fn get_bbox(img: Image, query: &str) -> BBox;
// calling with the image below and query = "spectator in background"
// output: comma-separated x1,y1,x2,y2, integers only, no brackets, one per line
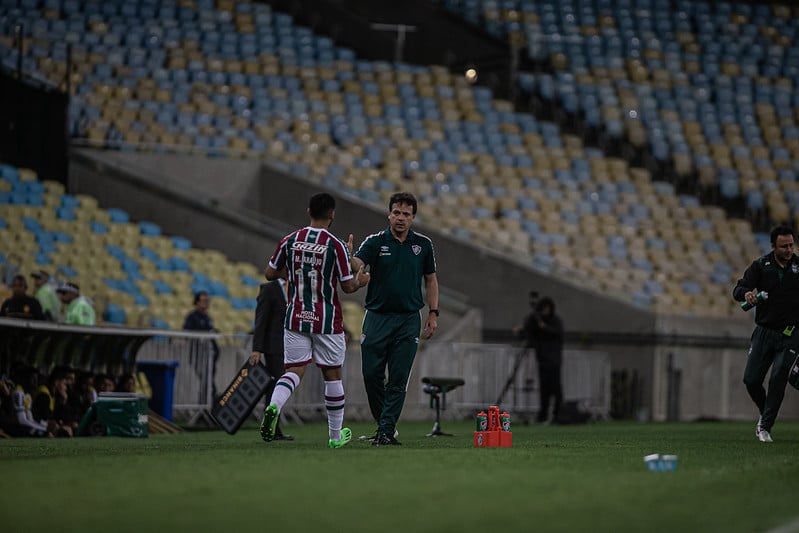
51,365,83,422
0,377,15,438
183,291,215,331
519,296,565,424
32,367,76,437
76,371,97,414
30,270,60,321
0,274,44,320
116,373,137,394
52,368,81,434
183,290,220,397
8,363,49,437
93,373,115,394
248,279,293,441
57,282,96,325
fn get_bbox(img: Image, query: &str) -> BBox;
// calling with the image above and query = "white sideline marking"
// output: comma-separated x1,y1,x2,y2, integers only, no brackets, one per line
766,517,799,533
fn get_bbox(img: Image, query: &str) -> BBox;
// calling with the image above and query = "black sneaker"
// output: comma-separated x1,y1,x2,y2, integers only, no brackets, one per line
372,433,402,446
359,428,399,442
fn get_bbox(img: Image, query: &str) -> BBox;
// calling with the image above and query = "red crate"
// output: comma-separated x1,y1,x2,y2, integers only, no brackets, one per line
473,430,512,448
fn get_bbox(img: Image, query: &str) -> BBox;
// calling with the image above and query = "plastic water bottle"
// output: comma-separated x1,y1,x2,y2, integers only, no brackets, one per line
500,411,511,432
475,411,488,431
741,291,768,311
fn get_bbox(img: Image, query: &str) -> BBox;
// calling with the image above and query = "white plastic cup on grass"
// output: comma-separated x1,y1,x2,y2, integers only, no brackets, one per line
660,455,678,472
644,453,660,471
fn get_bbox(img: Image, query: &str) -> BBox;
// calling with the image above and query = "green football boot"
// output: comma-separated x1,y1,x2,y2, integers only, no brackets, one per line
328,427,352,449
260,404,278,442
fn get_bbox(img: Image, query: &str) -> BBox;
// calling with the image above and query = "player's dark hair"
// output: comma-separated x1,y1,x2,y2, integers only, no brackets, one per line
194,290,208,304
308,193,336,220
770,225,796,245
389,192,417,215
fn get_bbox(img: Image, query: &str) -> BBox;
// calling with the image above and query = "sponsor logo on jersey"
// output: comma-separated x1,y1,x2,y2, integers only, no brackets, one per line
379,245,391,257
296,310,320,322
291,242,327,254
411,245,422,255
792,263,798,274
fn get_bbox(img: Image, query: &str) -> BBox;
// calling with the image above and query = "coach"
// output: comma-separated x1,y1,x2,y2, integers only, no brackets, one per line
350,192,439,446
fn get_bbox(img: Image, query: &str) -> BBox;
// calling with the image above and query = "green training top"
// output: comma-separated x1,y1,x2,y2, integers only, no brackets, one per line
35,283,60,321
354,228,436,313
64,296,96,326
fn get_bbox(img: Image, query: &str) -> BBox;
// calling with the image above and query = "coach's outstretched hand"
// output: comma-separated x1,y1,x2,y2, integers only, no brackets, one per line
355,265,370,288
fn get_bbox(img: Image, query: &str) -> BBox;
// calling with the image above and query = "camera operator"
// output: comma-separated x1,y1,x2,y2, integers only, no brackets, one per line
518,294,564,423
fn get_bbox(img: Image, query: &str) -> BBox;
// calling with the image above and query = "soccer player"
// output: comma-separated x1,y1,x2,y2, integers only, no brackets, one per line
259,193,370,448
350,192,439,446
733,225,799,442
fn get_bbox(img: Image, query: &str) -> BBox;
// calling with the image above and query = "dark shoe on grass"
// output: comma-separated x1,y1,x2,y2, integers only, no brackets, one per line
372,433,401,446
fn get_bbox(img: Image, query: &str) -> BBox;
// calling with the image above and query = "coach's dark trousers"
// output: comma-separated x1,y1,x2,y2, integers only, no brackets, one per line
743,325,797,432
360,310,421,437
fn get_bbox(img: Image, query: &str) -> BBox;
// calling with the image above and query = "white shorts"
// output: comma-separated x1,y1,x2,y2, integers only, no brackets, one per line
283,329,346,368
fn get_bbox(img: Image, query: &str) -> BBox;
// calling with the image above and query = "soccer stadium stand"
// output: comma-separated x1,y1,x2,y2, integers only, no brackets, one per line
0,162,261,333
0,0,779,318
436,0,799,233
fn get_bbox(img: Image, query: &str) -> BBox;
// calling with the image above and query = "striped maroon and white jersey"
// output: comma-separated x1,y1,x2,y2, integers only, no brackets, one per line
268,226,354,334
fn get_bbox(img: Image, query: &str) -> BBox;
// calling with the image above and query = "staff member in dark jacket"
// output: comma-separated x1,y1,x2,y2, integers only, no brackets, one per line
733,224,799,443
521,297,564,424
183,291,220,397
248,280,293,440
0,275,44,320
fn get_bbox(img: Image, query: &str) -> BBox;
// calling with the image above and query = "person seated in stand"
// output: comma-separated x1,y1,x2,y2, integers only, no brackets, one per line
116,373,137,394
31,367,75,437
51,368,80,435
76,370,97,416
93,373,115,394
0,274,44,320
30,270,60,321
8,364,50,437
56,282,96,325
0,376,18,438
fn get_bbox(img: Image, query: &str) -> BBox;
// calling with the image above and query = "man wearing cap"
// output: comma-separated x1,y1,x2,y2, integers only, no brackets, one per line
0,274,44,320
31,270,60,322
57,283,96,326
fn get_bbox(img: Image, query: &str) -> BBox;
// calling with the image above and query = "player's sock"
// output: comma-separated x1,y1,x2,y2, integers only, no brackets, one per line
271,372,300,412
324,379,345,441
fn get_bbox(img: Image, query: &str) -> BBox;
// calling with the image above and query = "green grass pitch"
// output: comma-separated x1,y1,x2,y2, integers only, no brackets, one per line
2,420,798,532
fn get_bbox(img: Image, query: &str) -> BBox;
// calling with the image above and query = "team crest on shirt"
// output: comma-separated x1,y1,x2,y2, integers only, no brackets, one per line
792,263,799,274
411,245,422,255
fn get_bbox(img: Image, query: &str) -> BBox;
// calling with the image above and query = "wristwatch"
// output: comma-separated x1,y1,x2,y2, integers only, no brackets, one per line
428,308,440,316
